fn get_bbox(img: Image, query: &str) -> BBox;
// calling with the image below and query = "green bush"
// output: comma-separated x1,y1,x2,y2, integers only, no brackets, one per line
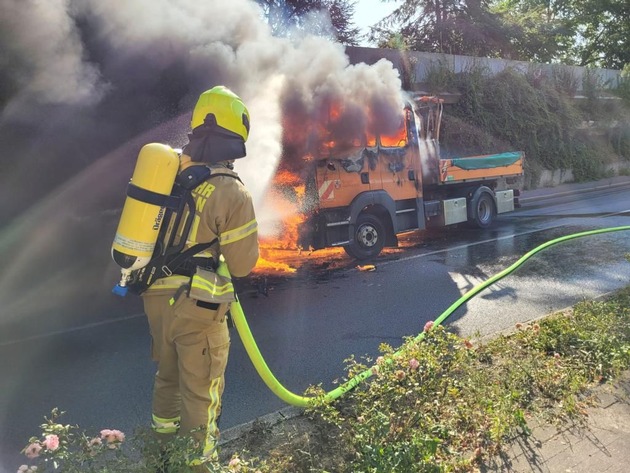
18,409,264,473
424,62,630,178
305,288,630,472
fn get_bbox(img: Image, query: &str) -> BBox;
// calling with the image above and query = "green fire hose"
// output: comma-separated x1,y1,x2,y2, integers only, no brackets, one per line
231,225,630,408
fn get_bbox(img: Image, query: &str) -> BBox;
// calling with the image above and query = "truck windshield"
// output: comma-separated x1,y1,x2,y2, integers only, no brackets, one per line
320,133,376,154
380,116,407,148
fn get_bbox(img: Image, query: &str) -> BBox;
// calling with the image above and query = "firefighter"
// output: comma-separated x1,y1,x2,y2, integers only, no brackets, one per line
141,86,259,469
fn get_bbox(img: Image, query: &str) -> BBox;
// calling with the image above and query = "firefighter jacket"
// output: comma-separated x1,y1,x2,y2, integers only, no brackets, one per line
143,161,259,299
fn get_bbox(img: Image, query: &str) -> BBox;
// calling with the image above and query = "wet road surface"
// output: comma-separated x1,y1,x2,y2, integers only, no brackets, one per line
1,183,629,472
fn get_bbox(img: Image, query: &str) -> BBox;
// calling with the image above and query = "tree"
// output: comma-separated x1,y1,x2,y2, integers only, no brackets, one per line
370,0,518,58
493,0,629,68
255,0,360,45
492,0,576,63
571,0,630,69
327,0,361,45
372,0,628,68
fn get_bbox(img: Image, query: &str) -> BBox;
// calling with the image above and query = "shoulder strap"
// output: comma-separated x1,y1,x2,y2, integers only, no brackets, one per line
160,238,218,277
126,170,242,294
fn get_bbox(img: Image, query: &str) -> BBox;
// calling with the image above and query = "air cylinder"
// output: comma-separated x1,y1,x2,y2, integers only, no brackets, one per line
111,143,180,278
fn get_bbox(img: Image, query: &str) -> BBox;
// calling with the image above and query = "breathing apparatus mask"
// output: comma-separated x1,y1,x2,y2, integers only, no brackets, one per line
183,114,247,166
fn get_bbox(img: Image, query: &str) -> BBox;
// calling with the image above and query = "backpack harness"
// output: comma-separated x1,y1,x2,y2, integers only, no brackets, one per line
125,165,241,295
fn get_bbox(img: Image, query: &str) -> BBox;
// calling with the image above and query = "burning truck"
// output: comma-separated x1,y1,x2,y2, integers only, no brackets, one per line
266,95,524,260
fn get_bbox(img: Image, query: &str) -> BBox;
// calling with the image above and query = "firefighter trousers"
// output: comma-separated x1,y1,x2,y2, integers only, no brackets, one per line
143,293,230,464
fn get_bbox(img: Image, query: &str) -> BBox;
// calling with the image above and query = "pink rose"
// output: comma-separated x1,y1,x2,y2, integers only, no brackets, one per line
88,437,102,455
17,466,38,473
228,457,241,471
18,465,33,472
408,358,420,371
423,320,434,332
100,429,125,444
24,443,42,459
43,434,59,451
112,430,125,442
395,370,406,381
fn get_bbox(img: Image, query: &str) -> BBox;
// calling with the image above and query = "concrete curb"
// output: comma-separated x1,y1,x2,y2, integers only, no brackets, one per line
219,405,304,447
519,178,630,204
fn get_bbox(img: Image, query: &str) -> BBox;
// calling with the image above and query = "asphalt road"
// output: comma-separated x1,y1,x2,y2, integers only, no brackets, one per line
1,181,629,472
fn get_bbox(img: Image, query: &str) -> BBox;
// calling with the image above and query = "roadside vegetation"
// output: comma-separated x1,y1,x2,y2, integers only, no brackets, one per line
218,285,630,473
19,285,630,472
419,62,630,187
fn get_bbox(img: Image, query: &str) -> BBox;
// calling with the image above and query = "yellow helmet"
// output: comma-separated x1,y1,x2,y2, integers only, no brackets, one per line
191,86,250,142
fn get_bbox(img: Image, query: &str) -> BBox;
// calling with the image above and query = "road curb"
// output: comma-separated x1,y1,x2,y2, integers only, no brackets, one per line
519,179,630,204
219,405,304,447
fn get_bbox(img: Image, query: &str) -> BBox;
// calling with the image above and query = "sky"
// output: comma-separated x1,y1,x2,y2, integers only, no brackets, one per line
353,0,403,46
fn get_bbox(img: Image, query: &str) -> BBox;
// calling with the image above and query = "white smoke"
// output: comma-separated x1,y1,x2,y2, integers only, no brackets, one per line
0,0,403,233
234,74,285,206
0,0,106,117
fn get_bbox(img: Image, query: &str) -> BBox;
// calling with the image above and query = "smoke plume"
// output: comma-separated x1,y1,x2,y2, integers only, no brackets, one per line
1,0,402,215
0,0,403,330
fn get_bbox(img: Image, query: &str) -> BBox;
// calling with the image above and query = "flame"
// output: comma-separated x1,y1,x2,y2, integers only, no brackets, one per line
380,116,406,147
257,165,307,275
357,264,376,272
255,98,408,275
329,104,342,120
273,168,301,186
254,254,297,273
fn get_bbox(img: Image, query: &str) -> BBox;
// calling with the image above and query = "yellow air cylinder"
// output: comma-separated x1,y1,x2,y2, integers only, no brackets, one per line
111,143,180,277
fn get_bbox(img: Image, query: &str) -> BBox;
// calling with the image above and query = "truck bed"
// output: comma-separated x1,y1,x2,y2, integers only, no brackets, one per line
438,151,524,184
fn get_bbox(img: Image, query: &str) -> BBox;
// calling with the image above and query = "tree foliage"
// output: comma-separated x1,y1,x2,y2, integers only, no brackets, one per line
571,0,630,69
369,0,629,68
255,0,360,45
492,0,576,63
370,0,519,57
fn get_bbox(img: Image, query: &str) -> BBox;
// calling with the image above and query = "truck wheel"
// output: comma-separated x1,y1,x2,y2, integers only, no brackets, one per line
470,192,495,228
344,214,386,260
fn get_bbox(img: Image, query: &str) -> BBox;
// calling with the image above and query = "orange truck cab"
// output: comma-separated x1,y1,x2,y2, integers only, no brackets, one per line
297,97,524,259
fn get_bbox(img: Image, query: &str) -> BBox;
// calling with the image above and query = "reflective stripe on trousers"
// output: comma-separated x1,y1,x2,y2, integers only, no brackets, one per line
152,414,180,435
143,293,230,467
189,376,223,467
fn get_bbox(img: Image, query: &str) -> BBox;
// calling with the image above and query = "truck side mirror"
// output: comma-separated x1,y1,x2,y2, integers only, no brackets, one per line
408,170,415,181
327,162,336,171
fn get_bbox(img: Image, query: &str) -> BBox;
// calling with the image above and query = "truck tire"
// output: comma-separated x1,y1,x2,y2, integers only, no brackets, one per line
470,191,495,228
344,213,385,260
